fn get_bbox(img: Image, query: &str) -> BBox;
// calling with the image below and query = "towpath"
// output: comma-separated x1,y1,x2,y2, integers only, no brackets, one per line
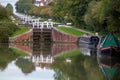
58,25,95,36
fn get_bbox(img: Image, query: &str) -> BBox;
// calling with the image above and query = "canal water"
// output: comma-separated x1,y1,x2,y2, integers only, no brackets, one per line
0,43,120,80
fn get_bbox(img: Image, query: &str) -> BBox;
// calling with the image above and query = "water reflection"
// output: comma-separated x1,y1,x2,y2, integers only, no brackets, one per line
79,43,97,56
1,43,120,80
10,43,78,67
0,43,54,80
80,43,120,80
52,43,78,57
15,57,35,75
0,44,21,71
97,54,120,80
0,43,79,80
52,54,104,80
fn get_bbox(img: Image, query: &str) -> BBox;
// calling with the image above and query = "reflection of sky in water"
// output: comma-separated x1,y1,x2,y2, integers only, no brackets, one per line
0,61,54,80
0,0,18,12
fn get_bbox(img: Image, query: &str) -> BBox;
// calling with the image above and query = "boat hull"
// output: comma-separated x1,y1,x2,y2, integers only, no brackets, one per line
98,46,120,57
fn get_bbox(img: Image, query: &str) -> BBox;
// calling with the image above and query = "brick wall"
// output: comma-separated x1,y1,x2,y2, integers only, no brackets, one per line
9,29,33,42
10,28,78,43
52,28,78,42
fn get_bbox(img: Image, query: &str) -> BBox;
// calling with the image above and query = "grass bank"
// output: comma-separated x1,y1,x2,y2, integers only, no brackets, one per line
11,48,28,57
56,26,85,37
12,27,30,37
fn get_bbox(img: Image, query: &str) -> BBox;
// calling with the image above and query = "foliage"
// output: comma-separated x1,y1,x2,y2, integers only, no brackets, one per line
29,6,52,18
84,1,100,31
6,3,13,15
0,5,9,20
54,0,119,35
84,0,120,34
0,5,18,42
15,0,52,18
51,0,67,22
0,22,18,42
15,0,120,35
15,0,34,14
51,0,91,27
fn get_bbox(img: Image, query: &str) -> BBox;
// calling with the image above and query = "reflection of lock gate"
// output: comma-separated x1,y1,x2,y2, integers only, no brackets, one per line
32,54,53,65
9,43,78,65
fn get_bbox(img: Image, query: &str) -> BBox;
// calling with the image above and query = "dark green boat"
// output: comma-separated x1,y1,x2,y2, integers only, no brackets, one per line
97,33,120,57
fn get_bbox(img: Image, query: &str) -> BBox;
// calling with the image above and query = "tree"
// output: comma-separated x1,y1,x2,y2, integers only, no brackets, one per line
0,22,18,42
51,0,91,27
0,5,9,20
84,0,120,34
6,3,13,15
84,1,103,31
15,0,34,14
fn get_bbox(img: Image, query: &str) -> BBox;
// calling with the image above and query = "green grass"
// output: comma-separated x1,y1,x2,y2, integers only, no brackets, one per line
56,26,85,36
56,49,81,59
12,27,30,37
11,48,28,57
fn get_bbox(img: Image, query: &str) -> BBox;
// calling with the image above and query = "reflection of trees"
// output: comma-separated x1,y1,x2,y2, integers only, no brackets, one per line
52,54,105,80
113,69,120,80
0,44,20,71
83,56,105,80
15,58,35,75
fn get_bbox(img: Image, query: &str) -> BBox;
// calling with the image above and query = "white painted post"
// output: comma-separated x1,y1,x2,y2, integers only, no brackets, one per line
51,22,53,28
41,23,43,29
47,22,49,28
51,57,53,63
33,23,35,28
40,54,43,63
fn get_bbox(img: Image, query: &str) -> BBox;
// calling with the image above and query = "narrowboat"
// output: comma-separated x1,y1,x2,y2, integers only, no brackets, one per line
79,35,99,47
97,33,120,57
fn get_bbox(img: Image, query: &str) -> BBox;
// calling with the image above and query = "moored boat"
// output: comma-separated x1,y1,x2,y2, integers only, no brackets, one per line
97,33,120,57
79,35,99,47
